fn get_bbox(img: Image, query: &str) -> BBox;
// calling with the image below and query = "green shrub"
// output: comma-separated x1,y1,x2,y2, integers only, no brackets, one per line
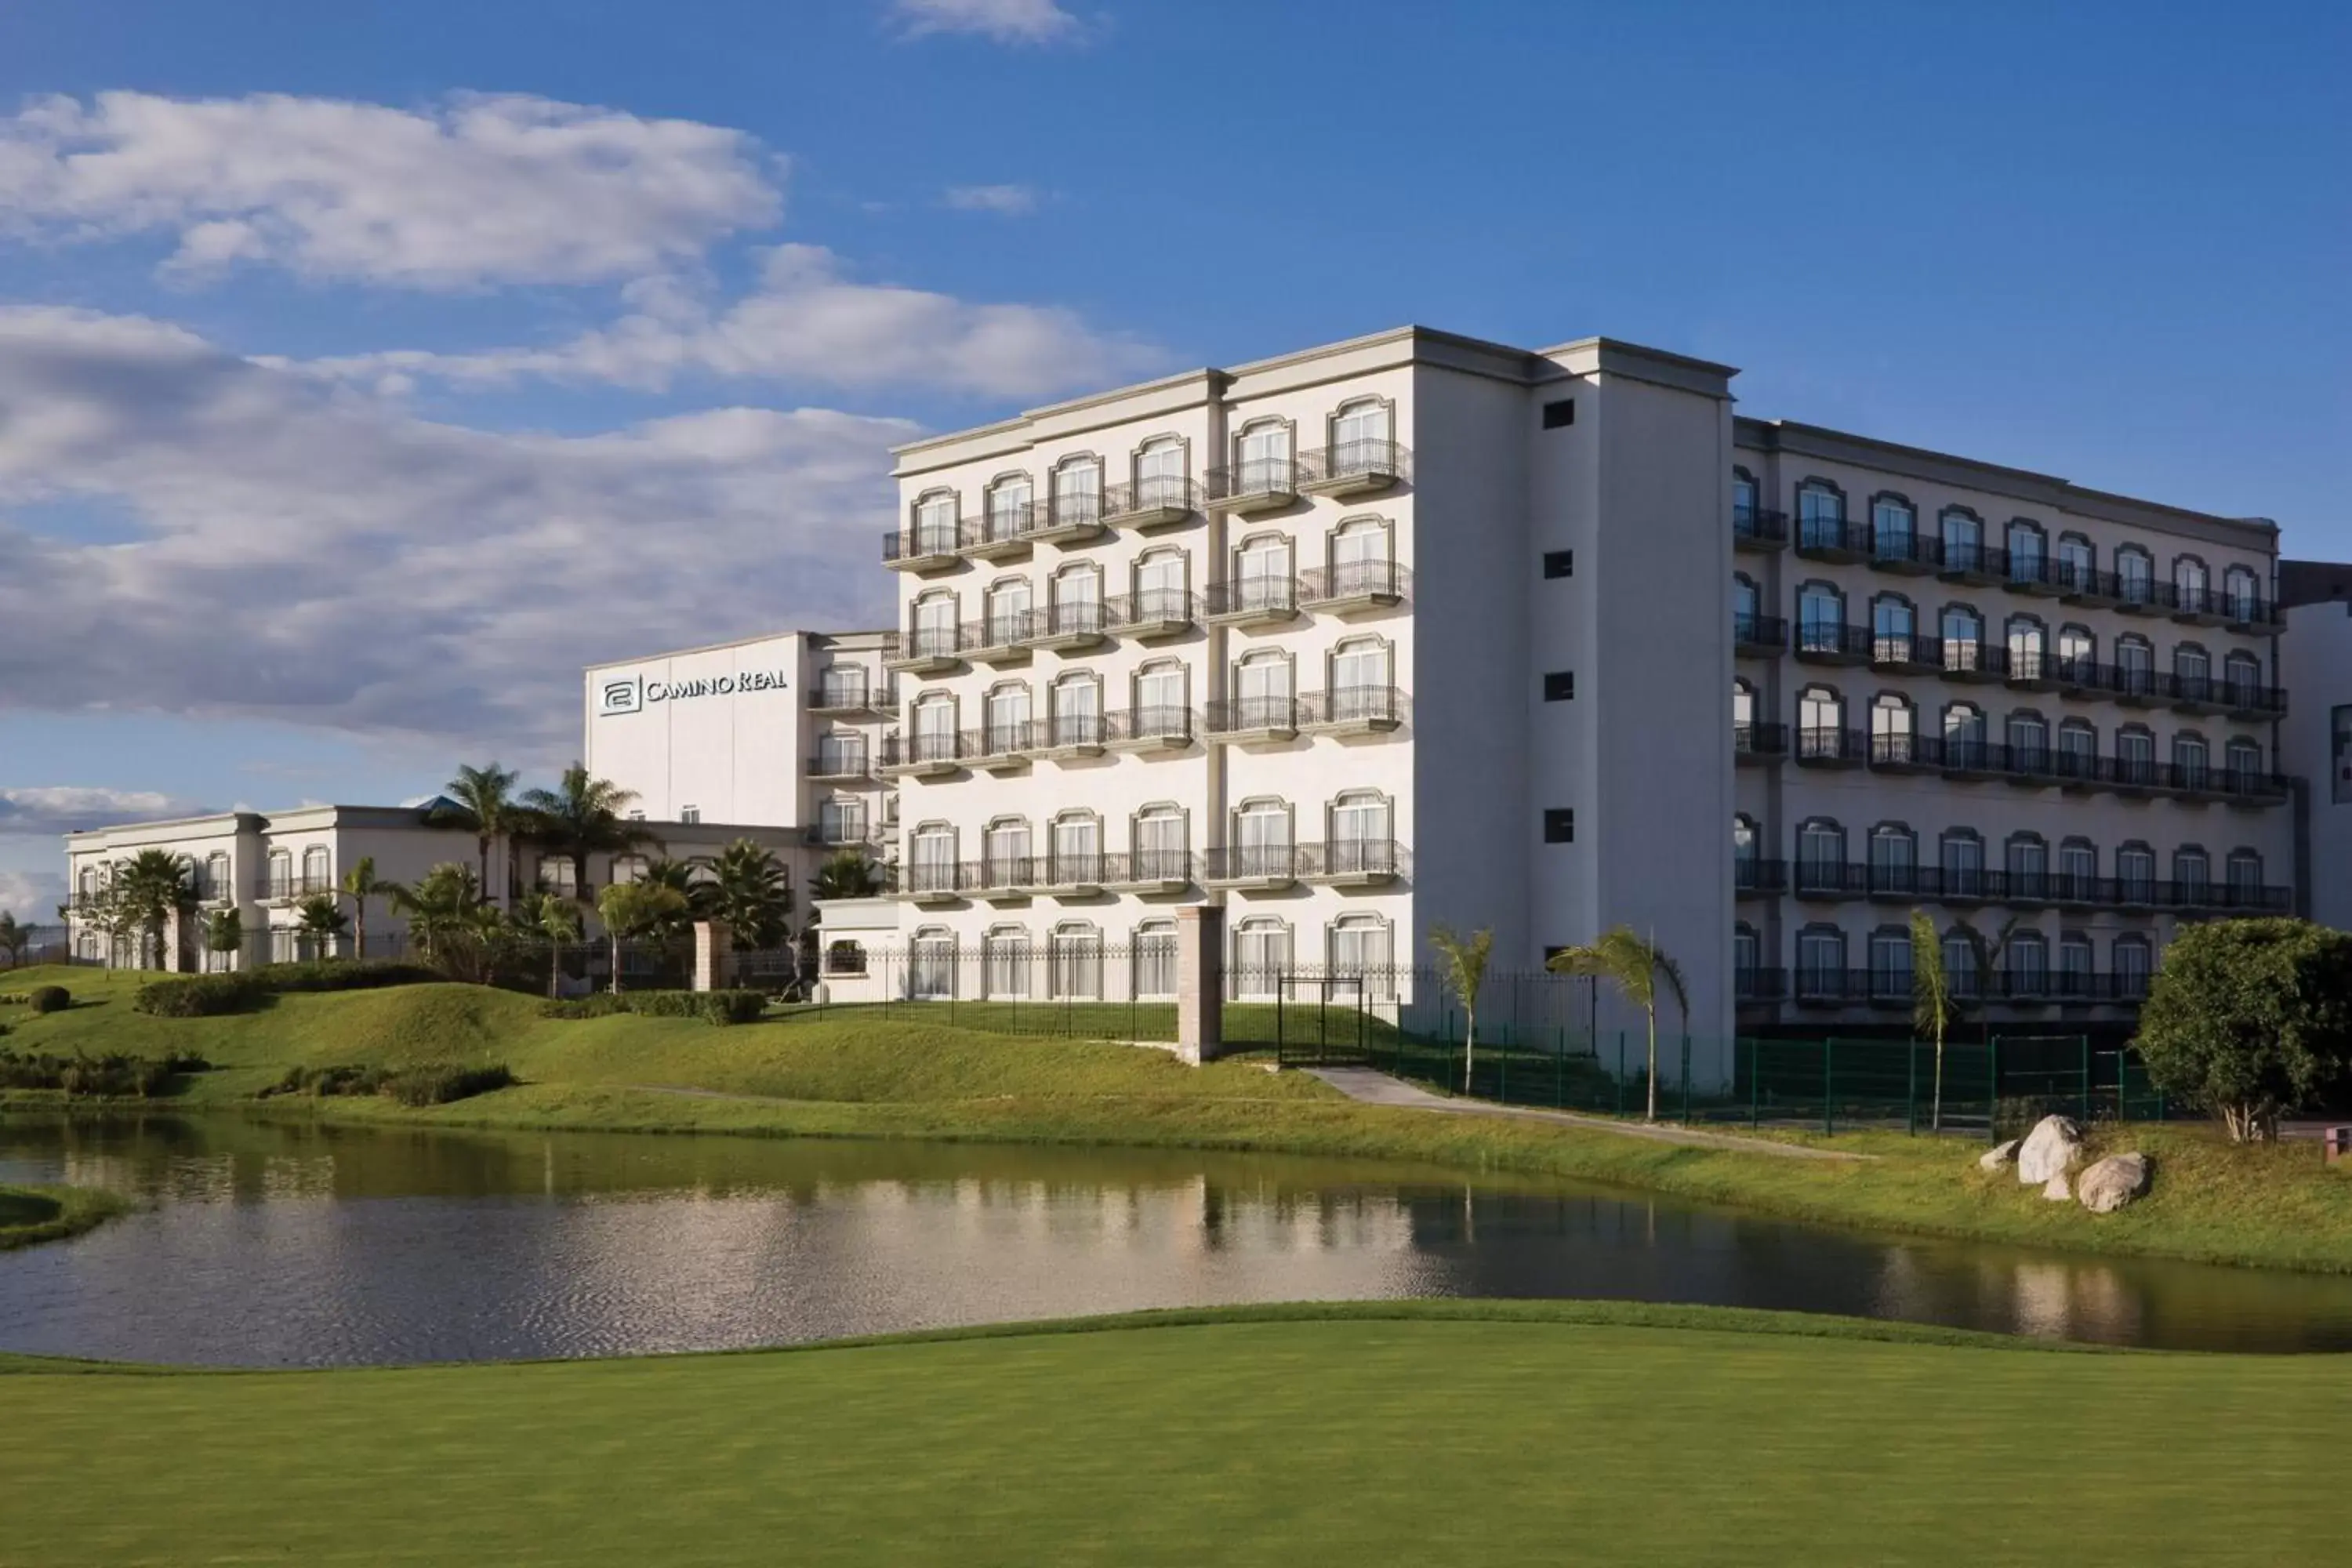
26,985,70,1014
537,993,629,1020
133,974,266,1017
1,1049,206,1098
260,1060,513,1106
538,989,765,1025
246,960,439,994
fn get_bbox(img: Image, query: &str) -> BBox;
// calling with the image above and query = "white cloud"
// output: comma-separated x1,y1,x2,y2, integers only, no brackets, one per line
889,0,1080,43
944,183,1041,215
0,786,209,836
299,244,1163,399
0,868,67,924
0,90,780,288
0,307,908,754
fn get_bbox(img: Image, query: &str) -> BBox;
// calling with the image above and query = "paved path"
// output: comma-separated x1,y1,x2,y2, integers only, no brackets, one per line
1305,1067,1872,1160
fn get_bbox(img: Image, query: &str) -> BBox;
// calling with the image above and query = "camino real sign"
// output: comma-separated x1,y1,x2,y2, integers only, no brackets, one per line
598,670,790,717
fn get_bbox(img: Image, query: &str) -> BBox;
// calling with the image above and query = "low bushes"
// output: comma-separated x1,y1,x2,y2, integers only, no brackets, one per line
27,985,70,1014
0,1048,209,1098
539,989,767,1026
134,960,441,1018
259,1061,516,1107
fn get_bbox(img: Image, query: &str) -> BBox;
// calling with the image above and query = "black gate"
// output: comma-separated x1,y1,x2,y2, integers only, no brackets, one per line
1272,974,1371,1067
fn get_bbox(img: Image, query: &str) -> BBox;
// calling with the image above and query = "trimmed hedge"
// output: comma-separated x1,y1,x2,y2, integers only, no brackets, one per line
133,960,441,1018
2,1048,208,1098
258,1061,515,1107
539,989,767,1026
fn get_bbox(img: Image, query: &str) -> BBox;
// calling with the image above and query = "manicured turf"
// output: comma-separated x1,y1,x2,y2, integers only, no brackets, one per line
0,1300,2339,1566
0,1181,127,1250
5,965,2350,1272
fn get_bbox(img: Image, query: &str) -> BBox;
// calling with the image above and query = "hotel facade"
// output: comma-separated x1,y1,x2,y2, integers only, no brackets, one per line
871,325,2308,1044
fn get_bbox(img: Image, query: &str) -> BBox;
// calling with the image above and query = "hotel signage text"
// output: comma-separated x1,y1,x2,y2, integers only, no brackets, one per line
599,670,789,717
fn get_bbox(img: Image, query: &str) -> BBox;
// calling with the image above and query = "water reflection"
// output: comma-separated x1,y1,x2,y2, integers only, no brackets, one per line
3,1114,2350,1366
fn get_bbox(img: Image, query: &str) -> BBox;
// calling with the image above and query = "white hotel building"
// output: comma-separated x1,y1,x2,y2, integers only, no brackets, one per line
873,325,2306,1043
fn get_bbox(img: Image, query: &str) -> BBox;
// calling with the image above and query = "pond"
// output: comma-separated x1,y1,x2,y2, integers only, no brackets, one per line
5,1114,2352,1365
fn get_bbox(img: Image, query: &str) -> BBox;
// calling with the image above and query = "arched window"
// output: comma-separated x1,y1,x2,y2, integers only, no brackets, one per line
2117,841,2157,903
1330,789,1392,872
908,823,959,896
2172,731,2210,789
985,577,1033,645
2007,710,2049,764
1132,659,1188,736
1328,516,1394,594
2006,519,2047,584
816,730,867,775
1796,924,1847,998
1231,530,1295,615
2223,565,2261,623
2114,935,2154,998
982,817,1031,888
1733,815,1759,884
817,797,866,845
1940,829,1985,898
610,853,649,886
1941,928,1980,1001
1231,917,1291,1000
1797,481,1846,550
1732,469,1760,528
1050,562,1104,637
911,587,960,659
1940,508,1984,573
1944,702,1987,761
911,691,958,761
2056,532,2095,593
1329,914,1394,990
911,488,960,554
1134,437,1188,510
1133,919,1178,1000
985,681,1031,753
984,473,1033,545
1330,398,1392,468
2057,718,2097,775
1798,582,1846,652
267,848,293,897
1940,604,1985,673
2005,615,2045,679
2115,545,2155,605
2172,846,2212,902
1871,692,1914,764
2224,650,2263,704
2058,931,2096,994
2005,833,2049,898
1799,685,1845,758
2116,634,2155,697
2174,642,2212,700
1232,797,1294,879
983,924,1032,1000
1870,493,1916,562
1869,823,1917,893
1133,803,1190,880
2116,724,2155,784
2225,736,2264,789
301,845,330,892
2226,849,2265,904
1871,593,1916,662
1232,648,1294,728
909,924,956,999
1796,818,1846,888
2006,930,2049,996
1051,670,1102,745
1733,924,1761,994
1051,455,1103,528
1868,924,1913,999
2172,554,2209,613
202,851,230,902
1234,419,1294,492
1733,678,1756,742
1051,809,1102,885
2056,623,2095,677
1330,636,1392,701
1130,547,1190,626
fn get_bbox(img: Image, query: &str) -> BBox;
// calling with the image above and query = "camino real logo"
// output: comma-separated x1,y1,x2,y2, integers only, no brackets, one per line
598,676,644,717
600,670,789,717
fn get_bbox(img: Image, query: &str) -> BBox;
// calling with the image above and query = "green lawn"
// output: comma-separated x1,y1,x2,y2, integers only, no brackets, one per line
1,1300,2340,1566
6,965,2351,1272
0,1181,126,1249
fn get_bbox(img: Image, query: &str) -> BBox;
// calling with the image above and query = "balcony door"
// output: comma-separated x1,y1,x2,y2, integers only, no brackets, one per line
987,579,1030,646
1234,800,1291,878
1237,424,1290,491
1235,652,1292,728
1052,674,1099,746
1052,566,1101,636
1137,439,1185,509
1136,550,1186,618
1052,460,1101,527
1330,791,1390,874
985,685,1029,754
1235,536,1291,612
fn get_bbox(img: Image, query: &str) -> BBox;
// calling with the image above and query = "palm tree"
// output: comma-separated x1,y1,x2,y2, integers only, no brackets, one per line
711,839,793,950
443,763,521,906
516,891,583,999
1427,926,1494,1094
0,911,29,970
596,880,688,995
389,862,499,978
293,894,350,960
1548,926,1689,1121
338,855,392,960
810,849,885,901
520,764,658,906
111,849,197,970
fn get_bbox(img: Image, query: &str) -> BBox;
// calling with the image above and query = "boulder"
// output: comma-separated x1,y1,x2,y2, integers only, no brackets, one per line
2042,1173,2073,1202
2077,1152,2151,1215
2016,1116,2085,1185
1978,1139,2022,1173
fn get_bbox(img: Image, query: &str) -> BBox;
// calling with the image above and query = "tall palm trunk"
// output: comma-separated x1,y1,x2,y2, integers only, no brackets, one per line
1645,1004,1659,1122
1461,1004,1477,1093
609,929,622,995
549,942,562,1000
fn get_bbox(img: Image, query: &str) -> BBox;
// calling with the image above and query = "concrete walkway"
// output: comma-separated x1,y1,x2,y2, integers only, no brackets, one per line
1305,1067,1872,1161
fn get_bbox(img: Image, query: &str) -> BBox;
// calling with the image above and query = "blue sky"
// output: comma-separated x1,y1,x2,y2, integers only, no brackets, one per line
1,0,2346,914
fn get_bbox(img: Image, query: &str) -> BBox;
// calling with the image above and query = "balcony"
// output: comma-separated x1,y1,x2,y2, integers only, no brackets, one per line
1734,721,1788,764
1201,844,1301,891
1734,966,1788,1005
1032,713,1106,760
805,752,870,782
885,626,969,676
1102,477,1200,532
1100,850,1197,895
902,861,969,906
1021,602,1109,655
1732,506,1788,553
976,723,1034,772
1105,705,1196,753
1028,854,1108,897
971,856,1033,900
964,503,1045,563
2004,648,2061,692
1204,575,1301,628
1032,493,1109,546
256,876,336,903
1298,439,1410,499
1298,684,1409,737
1204,695,1299,745
1735,858,1788,897
1936,541,2005,588
1869,631,1943,676
1104,590,1197,641
1203,458,1299,516
879,731,971,779
1760,862,2292,915
1793,621,1871,666
1937,641,2008,684
1300,837,1409,887
1734,613,1788,658
883,526,961,574
1792,517,1868,564
808,680,893,717
1864,529,1939,577
2114,579,2162,616
807,817,876,848
2058,562,2119,608
1794,726,1867,768
1298,560,1410,616
967,611,1039,665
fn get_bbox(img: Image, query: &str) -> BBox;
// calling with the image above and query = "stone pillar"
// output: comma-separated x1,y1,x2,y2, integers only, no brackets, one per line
692,920,735,993
162,907,187,974
1174,905,1225,1065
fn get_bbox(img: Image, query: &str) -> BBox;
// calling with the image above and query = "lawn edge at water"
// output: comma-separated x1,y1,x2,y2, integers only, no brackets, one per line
0,1297,2122,1377
0,1181,129,1251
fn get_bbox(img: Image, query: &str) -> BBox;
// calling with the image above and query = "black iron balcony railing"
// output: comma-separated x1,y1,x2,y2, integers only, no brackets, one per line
1101,476,1200,524
1204,575,1301,619
806,750,870,779
1794,726,1867,764
882,524,963,564
1754,965,2151,1007
1732,506,1789,547
1101,849,1199,886
1105,704,1195,746
1026,600,1108,642
1203,843,1301,882
881,730,978,770
808,817,874,848
1769,859,2289,913
1198,840,1410,884
1734,612,1788,654
810,682,891,715
1205,694,1299,735
1733,720,1789,758
1794,620,1874,661
1735,858,1788,895
1298,439,1410,489
977,721,1035,760
971,610,1042,653
1300,684,1410,728
902,858,969,897
891,622,979,664
1041,489,1105,532
257,875,336,901
1298,559,1412,608
1104,589,1198,633
1862,735,2289,802
968,500,1045,552
1733,966,1788,1003
1203,458,1300,506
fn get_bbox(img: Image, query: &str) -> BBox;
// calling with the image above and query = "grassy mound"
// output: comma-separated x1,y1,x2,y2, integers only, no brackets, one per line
1,1299,2343,1565
0,1182,128,1250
